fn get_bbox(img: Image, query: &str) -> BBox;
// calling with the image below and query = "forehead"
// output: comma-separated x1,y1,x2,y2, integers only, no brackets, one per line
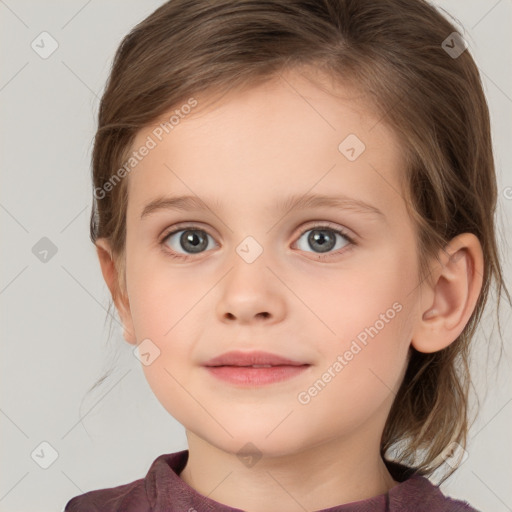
125,69,406,221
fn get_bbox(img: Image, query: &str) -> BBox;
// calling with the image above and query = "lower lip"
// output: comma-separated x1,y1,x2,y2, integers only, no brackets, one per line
204,365,310,385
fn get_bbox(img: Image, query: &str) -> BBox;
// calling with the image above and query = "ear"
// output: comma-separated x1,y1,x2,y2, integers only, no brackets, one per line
411,233,484,353
95,238,137,345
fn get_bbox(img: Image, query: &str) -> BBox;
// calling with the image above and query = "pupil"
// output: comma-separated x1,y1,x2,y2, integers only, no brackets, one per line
309,229,335,253
181,230,208,253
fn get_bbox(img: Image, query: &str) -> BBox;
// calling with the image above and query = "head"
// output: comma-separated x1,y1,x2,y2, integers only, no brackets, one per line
90,0,509,481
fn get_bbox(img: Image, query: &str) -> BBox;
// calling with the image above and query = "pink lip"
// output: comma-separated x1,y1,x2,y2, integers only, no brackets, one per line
203,350,307,367
204,365,309,385
203,350,310,386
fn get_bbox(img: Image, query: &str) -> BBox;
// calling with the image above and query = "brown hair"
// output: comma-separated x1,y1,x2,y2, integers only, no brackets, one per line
88,0,510,482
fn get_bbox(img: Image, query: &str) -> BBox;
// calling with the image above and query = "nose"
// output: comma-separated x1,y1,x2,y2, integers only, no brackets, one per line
215,257,286,325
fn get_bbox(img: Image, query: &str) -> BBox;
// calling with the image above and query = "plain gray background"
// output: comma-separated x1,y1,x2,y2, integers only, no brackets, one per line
1,1,511,511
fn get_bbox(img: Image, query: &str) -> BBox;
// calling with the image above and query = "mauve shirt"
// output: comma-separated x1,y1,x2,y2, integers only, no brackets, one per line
64,449,480,511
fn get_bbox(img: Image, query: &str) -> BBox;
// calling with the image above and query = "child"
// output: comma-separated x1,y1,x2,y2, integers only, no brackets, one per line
65,0,509,510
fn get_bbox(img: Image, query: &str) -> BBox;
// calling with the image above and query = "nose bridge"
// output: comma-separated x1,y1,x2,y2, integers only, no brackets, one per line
235,233,266,266
227,232,271,295
215,233,286,323
219,201,275,270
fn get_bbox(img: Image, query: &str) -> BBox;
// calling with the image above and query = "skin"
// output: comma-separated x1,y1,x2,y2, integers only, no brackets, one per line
96,68,484,512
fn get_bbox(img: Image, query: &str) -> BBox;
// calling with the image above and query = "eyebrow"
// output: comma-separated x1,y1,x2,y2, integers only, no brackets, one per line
140,193,385,220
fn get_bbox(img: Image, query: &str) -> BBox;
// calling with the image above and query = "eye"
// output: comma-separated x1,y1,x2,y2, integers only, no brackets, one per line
293,223,354,259
159,222,355,261
161,225,217,260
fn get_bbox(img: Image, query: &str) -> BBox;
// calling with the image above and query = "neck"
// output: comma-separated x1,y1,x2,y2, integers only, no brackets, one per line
179,430,398,512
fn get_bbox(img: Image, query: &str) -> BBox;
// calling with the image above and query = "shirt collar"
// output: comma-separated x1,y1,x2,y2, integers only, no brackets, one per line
145,449,437,512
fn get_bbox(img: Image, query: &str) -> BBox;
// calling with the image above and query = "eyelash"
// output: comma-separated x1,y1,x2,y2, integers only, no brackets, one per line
159,222,356,262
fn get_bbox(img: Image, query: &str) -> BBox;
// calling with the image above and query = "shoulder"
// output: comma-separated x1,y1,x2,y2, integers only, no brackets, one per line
63,451,189,512
385,461,481,512
390,474,482,512
64,478,149,512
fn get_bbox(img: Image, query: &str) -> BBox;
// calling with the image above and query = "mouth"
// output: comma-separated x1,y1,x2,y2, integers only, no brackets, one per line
202,351,311,386
203,350,309,368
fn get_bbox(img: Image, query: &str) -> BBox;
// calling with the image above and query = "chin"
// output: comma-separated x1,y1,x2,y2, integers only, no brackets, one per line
205,429,309,460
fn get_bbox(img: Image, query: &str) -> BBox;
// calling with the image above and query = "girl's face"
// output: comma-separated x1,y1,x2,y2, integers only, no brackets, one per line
120,70,423,457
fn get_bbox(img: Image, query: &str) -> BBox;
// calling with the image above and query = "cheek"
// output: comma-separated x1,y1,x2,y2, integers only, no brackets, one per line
126,255,207,379
128,267,203,422
302,244,415,343
298,247,415,410
127,252,205,338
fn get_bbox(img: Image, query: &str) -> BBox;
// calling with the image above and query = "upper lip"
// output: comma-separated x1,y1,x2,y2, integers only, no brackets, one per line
203,350,309,367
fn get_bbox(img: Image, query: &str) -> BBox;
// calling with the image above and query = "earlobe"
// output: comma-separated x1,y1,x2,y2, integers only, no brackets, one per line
411,233,484,354
95,238,137,345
